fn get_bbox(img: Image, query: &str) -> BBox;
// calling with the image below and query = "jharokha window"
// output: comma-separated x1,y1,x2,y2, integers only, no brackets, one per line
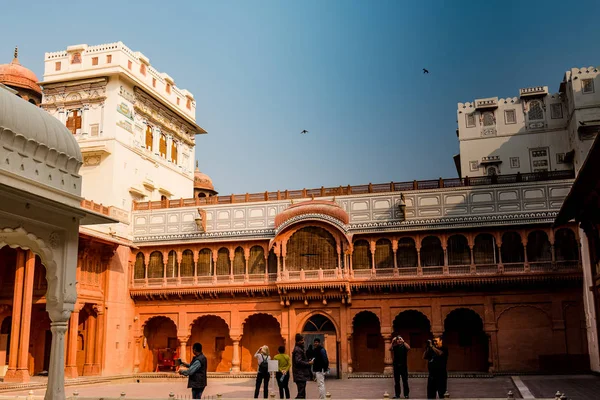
145,125,153,151
66,110,82,135
528,100,544,121
159,133,167,158
71,52,82,64
171,141,178,163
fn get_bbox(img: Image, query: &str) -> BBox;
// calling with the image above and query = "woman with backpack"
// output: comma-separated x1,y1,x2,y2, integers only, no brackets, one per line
254,345,271,398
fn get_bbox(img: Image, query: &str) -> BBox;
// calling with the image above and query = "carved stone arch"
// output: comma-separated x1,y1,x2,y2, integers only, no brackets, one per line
393,308,432,326
0,226,63,307
188,314,230,333
140,315,178,332
495,304,551,325
350,309,381,334
442,307,484,328
271,218,350,251
297,310,341,336
241,312,281,332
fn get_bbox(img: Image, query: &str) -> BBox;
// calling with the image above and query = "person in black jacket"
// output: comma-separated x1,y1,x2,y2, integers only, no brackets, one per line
390,336,411,399
423,336,448,399
292,334,313,399
311,338,329,399
179,342,208,399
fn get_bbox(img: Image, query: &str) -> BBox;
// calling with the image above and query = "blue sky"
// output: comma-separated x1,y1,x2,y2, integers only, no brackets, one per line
2,0,599,195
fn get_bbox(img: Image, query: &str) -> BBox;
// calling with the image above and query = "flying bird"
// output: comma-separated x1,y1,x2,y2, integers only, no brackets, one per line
423,68,429,74
301,130,309,134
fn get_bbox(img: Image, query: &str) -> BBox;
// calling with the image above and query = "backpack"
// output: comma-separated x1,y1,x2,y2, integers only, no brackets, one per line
258,354,269,374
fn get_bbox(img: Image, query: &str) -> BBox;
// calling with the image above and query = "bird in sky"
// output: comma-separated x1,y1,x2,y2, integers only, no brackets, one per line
423,68,429,74
301,130,309,134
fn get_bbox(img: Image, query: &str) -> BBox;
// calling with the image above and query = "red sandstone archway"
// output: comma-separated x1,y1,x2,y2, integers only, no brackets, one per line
443,308,488,372
352,311,384,373
188,315,232,372
497,306,552,372
240,314,284,372
301,313,340,378
141,316,178,372
392,310,431,372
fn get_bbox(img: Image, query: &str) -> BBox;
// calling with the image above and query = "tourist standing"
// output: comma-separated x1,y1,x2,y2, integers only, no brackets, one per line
292,334,314,399
178,342,207,399
274,345,291,399
254,345,271,399
423,336,448,399
311,338,329,399
390,335,411,399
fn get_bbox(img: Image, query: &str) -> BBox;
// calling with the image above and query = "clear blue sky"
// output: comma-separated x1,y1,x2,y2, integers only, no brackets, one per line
2,0,599,195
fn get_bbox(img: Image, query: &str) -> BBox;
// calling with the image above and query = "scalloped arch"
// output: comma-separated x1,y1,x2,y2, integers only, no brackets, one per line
350,310,381,333
241,312,281,331
393,309,432,327
495,304,551,324
0,226,60,304
141,315,178,331
442,307,484,329
188,314,230,331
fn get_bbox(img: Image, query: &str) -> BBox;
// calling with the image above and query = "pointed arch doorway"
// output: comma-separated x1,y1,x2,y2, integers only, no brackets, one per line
302,314,340,378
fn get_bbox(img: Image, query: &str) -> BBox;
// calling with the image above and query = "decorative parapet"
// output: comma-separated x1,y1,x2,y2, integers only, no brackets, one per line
520,86,548,97
132,179,573,243
474,97,498,109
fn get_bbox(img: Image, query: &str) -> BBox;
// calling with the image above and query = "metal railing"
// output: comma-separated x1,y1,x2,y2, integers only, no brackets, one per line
132,170,575,210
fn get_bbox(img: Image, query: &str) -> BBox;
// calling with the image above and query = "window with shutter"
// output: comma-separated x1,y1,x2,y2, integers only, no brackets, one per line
171,141,178,164
159,133,167,158
106,55,112,64
66,110,82,135
145,125,153,151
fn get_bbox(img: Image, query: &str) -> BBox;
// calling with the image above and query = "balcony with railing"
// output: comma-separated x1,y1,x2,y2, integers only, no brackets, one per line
132,170,574,210
129,261,581,293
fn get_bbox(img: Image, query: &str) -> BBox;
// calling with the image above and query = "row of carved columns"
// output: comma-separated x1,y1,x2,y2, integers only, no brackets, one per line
64,303,104,378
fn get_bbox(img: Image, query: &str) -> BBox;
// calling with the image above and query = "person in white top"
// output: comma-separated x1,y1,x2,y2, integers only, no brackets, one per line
254,345,271,399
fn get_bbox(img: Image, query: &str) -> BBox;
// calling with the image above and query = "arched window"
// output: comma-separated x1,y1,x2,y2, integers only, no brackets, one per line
396,238,417,268
447,235,470,265
181,249,195,276
555,229,579,261
148,251,164,279
482,111,495,126
352,240,371,270
267,249,278,274
374,238,393,269
249,246,266,274
166,250,177,278
501,232,524,264
216,248,230,275
197,248,211,276
528,100,544,121
145,125,153,151
134,252,145,279
527,231,552,262
473,234,497,264
421,236,444,266
286,227,337,271
233,247,245,275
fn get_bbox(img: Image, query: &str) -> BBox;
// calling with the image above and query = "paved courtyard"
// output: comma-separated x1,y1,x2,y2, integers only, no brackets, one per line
1,375,597,399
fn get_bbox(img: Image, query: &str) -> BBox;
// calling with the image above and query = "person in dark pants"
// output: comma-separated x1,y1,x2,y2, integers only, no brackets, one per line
254,345,271,399
390,335,411,399
292,334,314,399
178,342,208,399
423,336,448,399
274,345,291,399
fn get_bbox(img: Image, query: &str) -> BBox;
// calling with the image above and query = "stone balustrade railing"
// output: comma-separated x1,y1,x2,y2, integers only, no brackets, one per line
130,261,580,289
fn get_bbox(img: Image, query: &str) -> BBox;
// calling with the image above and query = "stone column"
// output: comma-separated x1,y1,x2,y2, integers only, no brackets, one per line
231,336,241,373
383,337,393,374
166,135,173,161
370,241,376,271
81,104,89,135
178,336,189,363
93,305,104,374
82,311,97,376
57,108,66,124
244,248,250,281
44,316,69,400
16,251,35,381
347,334,353,374
65,306,80,378
133,337,142,373
4,250,25,382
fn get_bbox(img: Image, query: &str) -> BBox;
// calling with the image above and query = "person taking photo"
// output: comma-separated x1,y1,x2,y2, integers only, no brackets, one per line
423,336,448,399
390,335,411,399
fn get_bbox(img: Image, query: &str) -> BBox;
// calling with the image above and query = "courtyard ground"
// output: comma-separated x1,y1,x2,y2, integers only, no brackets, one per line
1,375,599,399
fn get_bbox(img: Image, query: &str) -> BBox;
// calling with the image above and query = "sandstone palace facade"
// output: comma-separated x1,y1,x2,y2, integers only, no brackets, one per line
0,44,599,382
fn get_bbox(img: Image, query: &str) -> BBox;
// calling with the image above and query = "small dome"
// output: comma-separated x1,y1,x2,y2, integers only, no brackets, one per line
194,166,215,191
0,85,82,169
0,48,41,95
